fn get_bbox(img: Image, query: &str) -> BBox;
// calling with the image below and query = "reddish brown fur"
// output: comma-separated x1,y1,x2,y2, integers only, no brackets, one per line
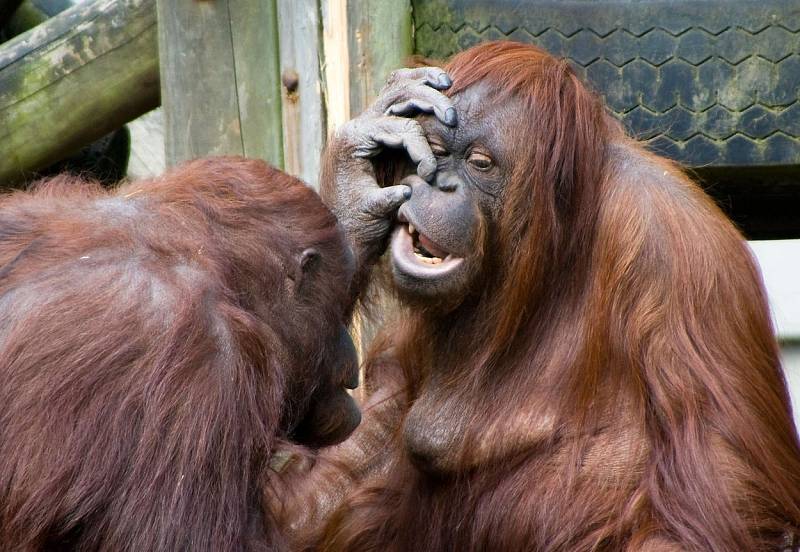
0,157,352,551
304,42,800,551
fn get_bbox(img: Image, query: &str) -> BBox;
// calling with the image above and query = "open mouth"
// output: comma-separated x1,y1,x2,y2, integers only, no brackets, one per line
409,222,448,264
390,218,464,279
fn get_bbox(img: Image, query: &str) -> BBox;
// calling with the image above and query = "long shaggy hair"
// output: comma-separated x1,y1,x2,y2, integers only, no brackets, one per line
317,41,800,551
0,157,351,551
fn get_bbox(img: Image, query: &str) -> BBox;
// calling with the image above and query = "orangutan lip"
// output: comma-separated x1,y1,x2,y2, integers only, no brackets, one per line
390,225,464,278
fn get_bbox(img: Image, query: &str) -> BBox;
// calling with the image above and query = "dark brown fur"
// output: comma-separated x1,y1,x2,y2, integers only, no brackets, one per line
301,42,800,551
0,157,353,551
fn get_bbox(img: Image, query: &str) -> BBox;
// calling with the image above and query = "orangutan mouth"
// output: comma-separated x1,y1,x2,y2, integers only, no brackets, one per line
407,223,449,264
390,223,464,278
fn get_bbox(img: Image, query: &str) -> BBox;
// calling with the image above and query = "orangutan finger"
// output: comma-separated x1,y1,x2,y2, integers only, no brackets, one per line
364,184,412,217
369,118,437,182
387,67,452,91
386,99,458,128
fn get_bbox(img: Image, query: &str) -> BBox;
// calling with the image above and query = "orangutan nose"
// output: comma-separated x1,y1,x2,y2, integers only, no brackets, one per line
401,174,430,192
434,172,460,192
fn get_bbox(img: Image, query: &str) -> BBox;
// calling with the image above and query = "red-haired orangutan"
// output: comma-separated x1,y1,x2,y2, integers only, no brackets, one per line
0,157,361,551
286,41,800,551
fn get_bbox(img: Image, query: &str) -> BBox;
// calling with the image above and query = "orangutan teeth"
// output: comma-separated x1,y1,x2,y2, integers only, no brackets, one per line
408,223,416,235
413,251,443,264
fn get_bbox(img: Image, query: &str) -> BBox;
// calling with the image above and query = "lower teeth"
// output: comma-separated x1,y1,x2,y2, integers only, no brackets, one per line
413,251,442,264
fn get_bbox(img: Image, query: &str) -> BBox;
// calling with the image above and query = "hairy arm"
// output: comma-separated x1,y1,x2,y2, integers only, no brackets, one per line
268,349,407,547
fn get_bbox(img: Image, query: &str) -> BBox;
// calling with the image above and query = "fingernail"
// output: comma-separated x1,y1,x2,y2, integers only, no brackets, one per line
403,187,412,199
439,74,452,88
444,107,458,127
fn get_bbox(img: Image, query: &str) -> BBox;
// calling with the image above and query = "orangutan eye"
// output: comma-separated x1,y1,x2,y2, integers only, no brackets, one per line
468,151,494,171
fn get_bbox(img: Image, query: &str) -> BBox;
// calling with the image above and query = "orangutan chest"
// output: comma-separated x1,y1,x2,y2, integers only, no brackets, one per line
403,385,648,484
403,390,468,473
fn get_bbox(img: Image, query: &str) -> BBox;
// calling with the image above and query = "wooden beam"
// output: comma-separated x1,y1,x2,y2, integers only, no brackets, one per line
229,0,283,167
156,0,283,168
277,0,326,188
321,0,350,134
347,0,413,116
127,108,164,180
0,0,158,185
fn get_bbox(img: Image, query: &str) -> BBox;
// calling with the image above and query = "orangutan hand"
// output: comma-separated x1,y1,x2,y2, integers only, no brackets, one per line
321,66,457,266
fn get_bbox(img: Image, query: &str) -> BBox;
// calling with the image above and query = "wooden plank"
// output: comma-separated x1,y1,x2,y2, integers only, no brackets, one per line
127,108,164,180
277,0,326,188
156,0,243,165
0,0,158,185
228,0,283,168
347,0,413,116
157,0,283,168
321,0,350,134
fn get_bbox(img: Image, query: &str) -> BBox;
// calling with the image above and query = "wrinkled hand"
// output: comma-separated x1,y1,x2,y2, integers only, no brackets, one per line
321,66,457,268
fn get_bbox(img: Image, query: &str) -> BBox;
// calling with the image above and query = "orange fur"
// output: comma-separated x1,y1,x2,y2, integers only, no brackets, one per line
302,42,800,551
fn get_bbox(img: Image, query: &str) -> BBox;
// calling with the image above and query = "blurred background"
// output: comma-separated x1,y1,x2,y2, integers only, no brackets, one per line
1,0,799,422
751,240,800,428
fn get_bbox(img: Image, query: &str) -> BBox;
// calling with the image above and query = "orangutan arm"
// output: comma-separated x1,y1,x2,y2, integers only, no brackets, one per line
267,351,406,547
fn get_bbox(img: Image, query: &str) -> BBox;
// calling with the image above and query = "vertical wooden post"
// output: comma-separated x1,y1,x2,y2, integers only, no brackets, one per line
347,0,413,116
277,0,326,188
156,0,283,168
229,1,283,166
321,0,350,134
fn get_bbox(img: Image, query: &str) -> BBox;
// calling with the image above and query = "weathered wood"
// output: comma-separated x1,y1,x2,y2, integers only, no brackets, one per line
127,108,164,180
277,0,326,188
321,0,350,134
0,0,158,185
229,1,283,167
347,0,413,116
156,1,243,165
157,0,283,168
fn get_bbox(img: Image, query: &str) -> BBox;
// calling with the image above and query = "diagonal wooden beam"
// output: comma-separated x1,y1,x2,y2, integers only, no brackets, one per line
0,0,158,185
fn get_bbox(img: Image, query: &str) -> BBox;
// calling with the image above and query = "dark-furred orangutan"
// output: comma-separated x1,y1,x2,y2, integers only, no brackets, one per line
284,41,800,551
0,157,361,551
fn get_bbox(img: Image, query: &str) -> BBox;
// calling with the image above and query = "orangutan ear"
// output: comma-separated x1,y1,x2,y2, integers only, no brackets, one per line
292,248,321,294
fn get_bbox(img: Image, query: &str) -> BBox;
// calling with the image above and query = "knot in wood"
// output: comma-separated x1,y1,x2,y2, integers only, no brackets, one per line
282,69,300,94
